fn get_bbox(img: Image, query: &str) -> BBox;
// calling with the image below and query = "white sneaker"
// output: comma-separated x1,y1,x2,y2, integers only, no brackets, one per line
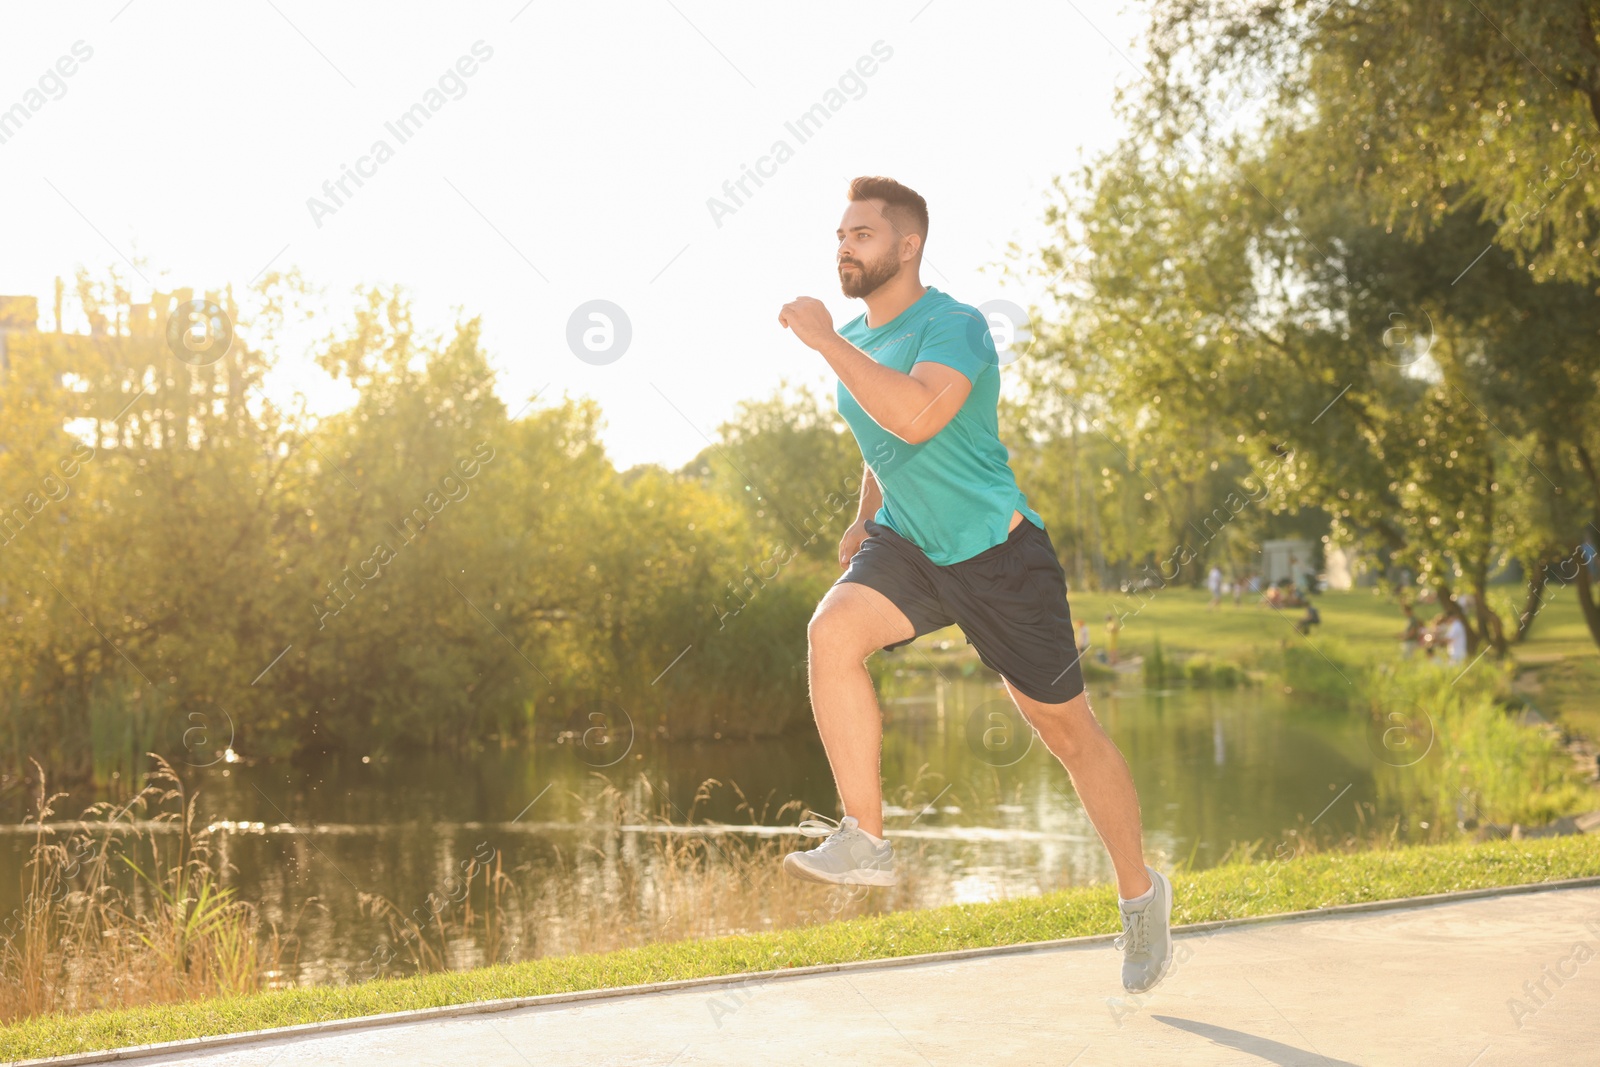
1117,866,1174,993
781,813,897,886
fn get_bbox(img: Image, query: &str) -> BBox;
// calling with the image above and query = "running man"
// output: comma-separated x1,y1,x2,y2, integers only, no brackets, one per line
776,176,1173,994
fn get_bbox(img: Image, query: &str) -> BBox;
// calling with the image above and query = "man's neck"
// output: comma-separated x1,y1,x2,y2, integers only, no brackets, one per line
863,273,927,329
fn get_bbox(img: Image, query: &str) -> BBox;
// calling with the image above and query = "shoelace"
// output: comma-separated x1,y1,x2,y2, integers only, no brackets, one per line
796,812,847,839
1115,908,1150,957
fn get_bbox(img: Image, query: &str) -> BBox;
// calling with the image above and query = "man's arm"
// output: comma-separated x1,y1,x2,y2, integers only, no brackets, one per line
856,461,883,523
816,334,972,446
837,462,884,569
778,297,972,444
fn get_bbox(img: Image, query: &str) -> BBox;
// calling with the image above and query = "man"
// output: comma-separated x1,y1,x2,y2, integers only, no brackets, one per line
776,176,1173,994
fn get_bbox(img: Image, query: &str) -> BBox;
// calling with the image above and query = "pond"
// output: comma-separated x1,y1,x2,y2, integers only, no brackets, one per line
0,668,1437,984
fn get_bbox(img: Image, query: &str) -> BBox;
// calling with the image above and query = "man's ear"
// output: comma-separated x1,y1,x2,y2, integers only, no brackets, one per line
902,232,923,262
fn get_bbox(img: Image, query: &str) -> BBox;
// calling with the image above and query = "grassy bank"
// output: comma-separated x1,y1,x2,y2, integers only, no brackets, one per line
2,834,1595,1061
907,587,1600,729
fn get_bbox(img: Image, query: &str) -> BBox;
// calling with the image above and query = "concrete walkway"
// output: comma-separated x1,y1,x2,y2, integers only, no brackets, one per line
47,882,1600,1066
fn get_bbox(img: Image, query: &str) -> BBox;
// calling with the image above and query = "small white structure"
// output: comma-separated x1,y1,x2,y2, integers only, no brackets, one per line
1325,546,1353,590
1262,539,1315,587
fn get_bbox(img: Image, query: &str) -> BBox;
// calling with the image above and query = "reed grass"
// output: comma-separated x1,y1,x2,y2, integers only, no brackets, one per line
0,755,289,1024
348,774,936,977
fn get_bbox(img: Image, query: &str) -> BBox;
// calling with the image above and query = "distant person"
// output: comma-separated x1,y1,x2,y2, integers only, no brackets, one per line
1233,573,1244,606
1104,612,1122,665
1442,611,1468,664
1076,617,1091,656
1398,603,1424,659
779,175,1172,994
1207,565,1223,610
1421,612,1447,659
1294,601,1321,636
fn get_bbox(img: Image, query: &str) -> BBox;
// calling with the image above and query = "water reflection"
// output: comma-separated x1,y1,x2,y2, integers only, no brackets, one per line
0,673,1399,983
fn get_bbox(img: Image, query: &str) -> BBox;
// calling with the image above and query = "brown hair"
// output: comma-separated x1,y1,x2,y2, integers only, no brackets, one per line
847,175,929,244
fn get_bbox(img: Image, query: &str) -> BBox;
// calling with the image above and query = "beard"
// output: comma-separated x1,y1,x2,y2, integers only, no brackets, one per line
838,253,901,298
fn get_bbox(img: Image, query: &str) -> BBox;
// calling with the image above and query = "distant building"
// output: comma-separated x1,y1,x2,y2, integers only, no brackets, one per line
0,295,39,375
1262,538,1315,587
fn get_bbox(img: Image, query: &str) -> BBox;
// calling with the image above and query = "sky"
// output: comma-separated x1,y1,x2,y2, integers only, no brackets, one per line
1,0,1149,470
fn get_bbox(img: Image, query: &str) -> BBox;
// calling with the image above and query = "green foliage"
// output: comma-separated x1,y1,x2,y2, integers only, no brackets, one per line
1181,654,1247,688
1279,641,1363,707
1143,632,1168,685
0,281,843,777
1365,661,1591,828
684,380,864,566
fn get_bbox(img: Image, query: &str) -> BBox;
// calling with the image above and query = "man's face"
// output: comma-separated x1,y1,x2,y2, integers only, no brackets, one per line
836,199,906,299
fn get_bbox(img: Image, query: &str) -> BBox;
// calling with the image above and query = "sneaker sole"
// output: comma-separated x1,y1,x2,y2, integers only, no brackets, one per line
782,853,897,886
1123,869,1175,994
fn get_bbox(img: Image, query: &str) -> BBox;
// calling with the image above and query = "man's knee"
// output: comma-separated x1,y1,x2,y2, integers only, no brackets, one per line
808,599,877,662
1018,691,1100,755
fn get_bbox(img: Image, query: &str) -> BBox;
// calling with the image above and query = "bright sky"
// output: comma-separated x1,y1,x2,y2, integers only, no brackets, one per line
1,1,1147,470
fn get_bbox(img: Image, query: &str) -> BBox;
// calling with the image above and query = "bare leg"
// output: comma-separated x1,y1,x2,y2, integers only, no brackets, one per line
1004,679,1152,899
806,581,915,838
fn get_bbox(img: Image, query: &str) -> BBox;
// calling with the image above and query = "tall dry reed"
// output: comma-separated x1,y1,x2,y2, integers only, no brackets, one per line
0,755,291,1022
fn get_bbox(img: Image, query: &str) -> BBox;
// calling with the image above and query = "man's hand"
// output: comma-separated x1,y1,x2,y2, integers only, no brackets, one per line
778,296,837,351
838,518,870,570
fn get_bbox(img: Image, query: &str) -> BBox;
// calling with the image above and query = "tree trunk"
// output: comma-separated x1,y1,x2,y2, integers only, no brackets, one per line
1471,570,1507,657
1515,561,1548,642
1571,443,1600,652
1575,558,1600,650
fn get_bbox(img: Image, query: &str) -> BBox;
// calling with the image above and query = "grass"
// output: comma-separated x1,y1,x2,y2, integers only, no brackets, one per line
911,585,1591,670
0,757,285,1026
1519,654,1600,744
907,586,1600,729
1361,660,1594,827
2,833,1596,1062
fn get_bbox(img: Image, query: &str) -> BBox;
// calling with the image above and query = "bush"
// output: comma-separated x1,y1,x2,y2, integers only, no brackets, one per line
1144,633,1169,686
1365,660,1592,828
1182,655,1248,687
1279,638,1363,706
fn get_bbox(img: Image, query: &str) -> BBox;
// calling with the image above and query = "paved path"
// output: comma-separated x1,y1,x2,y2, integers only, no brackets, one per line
58,883,1600,1066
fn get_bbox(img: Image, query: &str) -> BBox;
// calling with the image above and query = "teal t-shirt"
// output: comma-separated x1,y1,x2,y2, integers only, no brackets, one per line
836,286,1043,565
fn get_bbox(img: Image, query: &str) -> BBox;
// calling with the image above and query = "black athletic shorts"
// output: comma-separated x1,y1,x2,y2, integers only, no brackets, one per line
835,515,1086,704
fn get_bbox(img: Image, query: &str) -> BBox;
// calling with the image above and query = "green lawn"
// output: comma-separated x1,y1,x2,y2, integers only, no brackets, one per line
5,834,1597,1062
1062,586,1585,664
910,586,1600,733
923,585,1595,665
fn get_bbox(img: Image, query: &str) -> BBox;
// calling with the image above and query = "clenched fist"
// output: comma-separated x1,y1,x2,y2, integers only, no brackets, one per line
778,296,837,351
